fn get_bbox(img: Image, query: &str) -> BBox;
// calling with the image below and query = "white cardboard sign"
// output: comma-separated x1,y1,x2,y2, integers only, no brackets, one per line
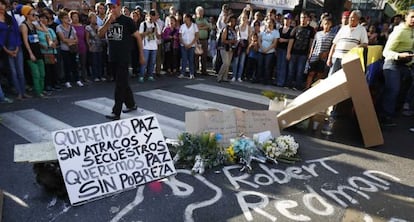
185,109,280,145
52,115,176,205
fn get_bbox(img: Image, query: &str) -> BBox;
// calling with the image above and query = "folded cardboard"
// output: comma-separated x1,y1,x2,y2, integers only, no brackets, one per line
276,55,383,147
185,109,280,145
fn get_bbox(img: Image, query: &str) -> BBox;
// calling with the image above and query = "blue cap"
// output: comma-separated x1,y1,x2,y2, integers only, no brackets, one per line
284,13,293,19
105,0,120,6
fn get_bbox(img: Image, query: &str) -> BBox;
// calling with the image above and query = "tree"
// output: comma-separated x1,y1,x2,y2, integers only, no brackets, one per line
324,0,346,25
388,0,414,13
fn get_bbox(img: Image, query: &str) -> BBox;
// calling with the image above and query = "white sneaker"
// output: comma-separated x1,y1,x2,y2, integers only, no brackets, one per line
189,74,195,79
178,74,184,78
403,102,410,110
101,77,107,81
76,81,84,87
65,82,72,88
231,77,236,82
409,127,414,133
94,78,100,82
237,78,243,82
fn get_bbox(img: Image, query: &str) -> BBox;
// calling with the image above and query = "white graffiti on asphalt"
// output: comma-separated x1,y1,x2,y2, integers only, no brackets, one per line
224,156,402,221
110,186,145,222
110,156,404,222
111,169,222,222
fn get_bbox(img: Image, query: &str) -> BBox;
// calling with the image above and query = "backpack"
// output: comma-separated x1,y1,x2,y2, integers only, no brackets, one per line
143,21,157,33
216,27,226,49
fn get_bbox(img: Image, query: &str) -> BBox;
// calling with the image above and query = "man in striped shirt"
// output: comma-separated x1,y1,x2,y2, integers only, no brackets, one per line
321,10,368,136
326,10,368,76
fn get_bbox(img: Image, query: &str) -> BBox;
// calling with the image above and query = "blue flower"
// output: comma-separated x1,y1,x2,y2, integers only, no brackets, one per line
215,133,223,141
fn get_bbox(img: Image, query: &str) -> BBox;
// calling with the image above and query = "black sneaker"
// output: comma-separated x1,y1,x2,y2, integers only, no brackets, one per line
321,117,335,136
53,85,62,91
122,104,138,113
381,117,396,127
105,114,120,121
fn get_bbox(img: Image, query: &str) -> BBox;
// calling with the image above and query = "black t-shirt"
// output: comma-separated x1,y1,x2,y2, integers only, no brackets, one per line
107,15,137,63
290,25,315,55
277,26,292,50
22,22,42,60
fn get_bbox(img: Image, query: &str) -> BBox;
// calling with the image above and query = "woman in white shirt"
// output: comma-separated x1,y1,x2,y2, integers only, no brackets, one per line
178,13,199,79
231,13,251,82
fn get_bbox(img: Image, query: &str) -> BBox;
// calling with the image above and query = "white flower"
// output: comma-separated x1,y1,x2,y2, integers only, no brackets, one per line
261,134,299,161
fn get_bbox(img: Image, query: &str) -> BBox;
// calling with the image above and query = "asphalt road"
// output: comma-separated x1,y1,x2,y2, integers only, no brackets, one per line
1,74,413,222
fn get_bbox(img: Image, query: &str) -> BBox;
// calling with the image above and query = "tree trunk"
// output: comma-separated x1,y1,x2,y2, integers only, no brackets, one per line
324,0,346,26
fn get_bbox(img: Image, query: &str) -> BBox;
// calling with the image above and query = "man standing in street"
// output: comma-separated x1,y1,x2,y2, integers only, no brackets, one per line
195,6,210,76
382,9,414,127
286,11,315,90
98,0,145,121
322,10,368,135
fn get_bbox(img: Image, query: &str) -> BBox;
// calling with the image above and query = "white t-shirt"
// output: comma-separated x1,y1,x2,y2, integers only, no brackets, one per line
56,25,77,51
139,21,160,50
237,25,249,40
332,24,368,59
179,23,199,47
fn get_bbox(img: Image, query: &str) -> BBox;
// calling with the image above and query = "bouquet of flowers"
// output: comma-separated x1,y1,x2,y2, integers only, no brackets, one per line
172,132,225,174
261,135,301,164
262,90,287,101
226,137,266,172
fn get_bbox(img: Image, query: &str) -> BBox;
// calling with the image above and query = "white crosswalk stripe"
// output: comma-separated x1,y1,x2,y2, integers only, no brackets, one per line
74,97,184,139
1,83,274,142
135,89,244,111
0,109,72,142
185,83,270,105
230,81,301,97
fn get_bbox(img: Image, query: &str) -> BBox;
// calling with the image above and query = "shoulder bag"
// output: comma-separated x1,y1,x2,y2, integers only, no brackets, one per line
195,41,203,55
67,26,78,53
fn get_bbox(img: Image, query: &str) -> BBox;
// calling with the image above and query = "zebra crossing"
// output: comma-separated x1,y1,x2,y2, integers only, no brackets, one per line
135,89,244,111
0,109,71,143
0,83,282,143
74,97,185,139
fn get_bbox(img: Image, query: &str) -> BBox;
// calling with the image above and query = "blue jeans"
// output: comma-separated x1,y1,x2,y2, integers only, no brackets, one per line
328,57,342,76
141,49,157,77
7,48,26,95
257,52,275,84
232,52,246,80
404,69,414,108
181,47,195,76
91,52,103,79
0,84,5,101
381,60,411,117
275,49,288,86
287,54,307,89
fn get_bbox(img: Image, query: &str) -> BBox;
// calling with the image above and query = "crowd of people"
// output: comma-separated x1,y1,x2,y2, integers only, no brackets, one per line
0,1,413,132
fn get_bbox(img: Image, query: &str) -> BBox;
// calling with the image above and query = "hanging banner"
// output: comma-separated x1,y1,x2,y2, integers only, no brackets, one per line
249,0,299,9
52,115,176,205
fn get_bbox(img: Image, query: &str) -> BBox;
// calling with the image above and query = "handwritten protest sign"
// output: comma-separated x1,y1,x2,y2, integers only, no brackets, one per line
186,109,280,145
52,115,176,205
